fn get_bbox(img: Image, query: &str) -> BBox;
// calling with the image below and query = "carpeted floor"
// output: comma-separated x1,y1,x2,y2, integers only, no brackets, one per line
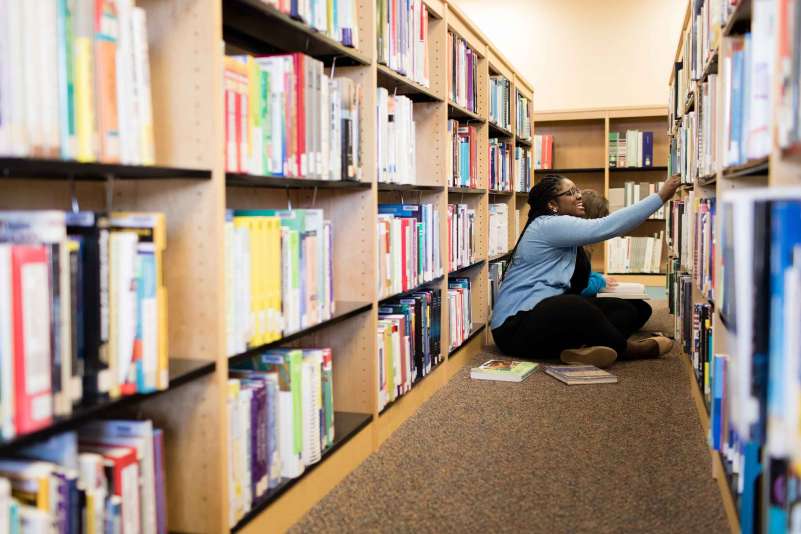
291,302,729,533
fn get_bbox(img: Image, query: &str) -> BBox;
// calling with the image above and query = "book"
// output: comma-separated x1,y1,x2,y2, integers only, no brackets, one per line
516,90,532,140
470,359,538,382
447,32,478,112
597,282,651,300
544,365,618,385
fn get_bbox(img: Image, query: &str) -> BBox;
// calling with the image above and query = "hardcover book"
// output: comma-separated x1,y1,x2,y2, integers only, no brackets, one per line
544,365,618,385
470,360,538,383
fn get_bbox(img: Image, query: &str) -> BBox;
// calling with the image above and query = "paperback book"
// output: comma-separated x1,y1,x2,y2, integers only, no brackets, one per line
544,365,618,385
470,360,538,382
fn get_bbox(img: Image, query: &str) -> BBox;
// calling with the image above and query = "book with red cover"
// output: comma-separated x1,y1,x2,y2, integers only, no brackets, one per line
11,245,53,436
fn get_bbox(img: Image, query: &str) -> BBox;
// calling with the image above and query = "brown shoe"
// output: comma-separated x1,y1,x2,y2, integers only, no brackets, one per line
559,346,618,369
651,336,674,355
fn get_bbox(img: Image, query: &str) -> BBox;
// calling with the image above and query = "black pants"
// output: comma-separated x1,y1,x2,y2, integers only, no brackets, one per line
491,295,652,360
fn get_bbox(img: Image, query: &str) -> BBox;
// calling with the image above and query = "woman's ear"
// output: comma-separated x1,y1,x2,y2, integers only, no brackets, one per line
547,199,558,214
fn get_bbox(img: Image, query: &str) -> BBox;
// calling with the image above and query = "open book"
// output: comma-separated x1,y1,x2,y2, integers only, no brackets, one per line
597,282,650,300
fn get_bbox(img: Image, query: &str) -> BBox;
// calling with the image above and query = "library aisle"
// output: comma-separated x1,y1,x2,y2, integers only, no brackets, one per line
291,302,728,532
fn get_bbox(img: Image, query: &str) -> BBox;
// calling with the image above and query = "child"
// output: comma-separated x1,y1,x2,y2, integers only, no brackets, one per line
579,189,616,297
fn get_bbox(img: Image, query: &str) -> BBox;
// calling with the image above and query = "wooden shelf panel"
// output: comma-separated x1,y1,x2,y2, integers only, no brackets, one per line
488,121,514,138
721,157,769,179
516,136,532,147
539,167,604,173
0,358,215,453
379,275,445,304
609,166,669,172
448,259,486,276
723,0,752,36
378,360,444,416
448,186,487,194
447,102,485,122
378,183,445,192
488,189,514,195
227,173,372,189
489,252,512,262
228,301,373,364
0,158,211,180
222,0,370,66
448,322,486,356
376,64,444,102
230,411,373,533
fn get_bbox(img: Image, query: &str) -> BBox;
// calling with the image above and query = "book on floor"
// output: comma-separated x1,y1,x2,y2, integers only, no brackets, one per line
544,365,618,385
597,282,650,300
470,360,538,382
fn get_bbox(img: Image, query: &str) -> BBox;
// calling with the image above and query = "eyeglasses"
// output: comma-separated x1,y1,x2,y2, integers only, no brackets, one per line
554,186,581,198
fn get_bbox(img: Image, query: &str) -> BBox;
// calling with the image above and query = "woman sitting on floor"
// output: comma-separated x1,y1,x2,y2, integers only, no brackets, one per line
490,175,677,368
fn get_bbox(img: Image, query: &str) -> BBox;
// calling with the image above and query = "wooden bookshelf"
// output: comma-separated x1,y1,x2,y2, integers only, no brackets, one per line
529,107,669,283
1,0,536,531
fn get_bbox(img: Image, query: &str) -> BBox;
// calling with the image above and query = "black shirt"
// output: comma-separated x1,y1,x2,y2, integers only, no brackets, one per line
568,246,591,294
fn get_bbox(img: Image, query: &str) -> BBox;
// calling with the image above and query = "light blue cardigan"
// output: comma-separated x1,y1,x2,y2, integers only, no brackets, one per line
490,193,663,329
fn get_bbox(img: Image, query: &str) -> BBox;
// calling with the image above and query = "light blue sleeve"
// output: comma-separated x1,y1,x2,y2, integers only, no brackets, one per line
580,272,606,297
538,194,664,247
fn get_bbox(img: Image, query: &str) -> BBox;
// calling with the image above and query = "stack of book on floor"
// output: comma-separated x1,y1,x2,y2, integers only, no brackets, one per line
378,288,442,410
608,130,654,168
447,204,476,271
0,422,166,533
532,134,553,170
489,76,511,130
608,181,666,219
377,204,441,298
377,89,416,184
0,0,156,164
488,204,509,257
489,139,512,191
376,0,430,86
448,121,478,187
228,348,335,525
447,32,478,112
0,210,169,438
447,277,472,350
223,54,362,181
597,282,650,300
225,209,335,355
606,232,664,274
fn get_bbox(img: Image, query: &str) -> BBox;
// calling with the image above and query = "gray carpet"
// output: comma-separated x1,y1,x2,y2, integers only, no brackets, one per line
292,302,728,533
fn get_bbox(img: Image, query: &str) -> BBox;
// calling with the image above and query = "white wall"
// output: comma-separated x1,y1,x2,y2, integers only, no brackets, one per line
453,0,686,112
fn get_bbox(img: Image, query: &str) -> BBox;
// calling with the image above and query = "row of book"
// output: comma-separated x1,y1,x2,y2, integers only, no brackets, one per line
0,421,165,534
488,139,512,192
447,204,476,273
377,89,415,184
225,209,334,356
697,74,720,179
532,134,553,170
488,204,509,258
608,181,666,219
378,288,442,411
667,194,693,273
669,111,695,183
693,197,715,303
515,147,532,193
608,130,655,168
448,121,478,188
224,53,362,181
779,0,801,148
516,91,532,140
705,190,801,533
227,349,335,527
606,232,665,274
377,204,442,299
448,278,472,351
0,210,168,440
261,0,360,48
377,0,430,87
447,32,478,113
0,0,155,164
489,76,511,130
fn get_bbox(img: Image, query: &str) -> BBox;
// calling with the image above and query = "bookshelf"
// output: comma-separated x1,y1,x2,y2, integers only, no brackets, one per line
532,107,670,279
665,0,801,532
0,2,539,534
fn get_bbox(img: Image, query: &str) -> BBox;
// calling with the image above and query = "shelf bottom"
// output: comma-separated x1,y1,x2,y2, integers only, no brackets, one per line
230,411,372,532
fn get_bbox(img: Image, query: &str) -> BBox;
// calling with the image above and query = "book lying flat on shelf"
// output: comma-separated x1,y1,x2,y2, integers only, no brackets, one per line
544,365,618,385
597,282,651,300
470,360,538,382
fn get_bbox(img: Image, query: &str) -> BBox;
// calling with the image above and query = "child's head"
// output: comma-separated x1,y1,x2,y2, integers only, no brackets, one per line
581,189,609,219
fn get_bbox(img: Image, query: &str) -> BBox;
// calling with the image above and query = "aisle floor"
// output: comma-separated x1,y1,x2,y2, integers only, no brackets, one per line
292,302,729,533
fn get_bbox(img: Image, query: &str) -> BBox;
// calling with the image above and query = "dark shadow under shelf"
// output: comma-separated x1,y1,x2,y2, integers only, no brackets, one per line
0,158,211,181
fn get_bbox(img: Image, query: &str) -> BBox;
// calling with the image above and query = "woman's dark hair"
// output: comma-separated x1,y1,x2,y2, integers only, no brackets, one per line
508,174,567,262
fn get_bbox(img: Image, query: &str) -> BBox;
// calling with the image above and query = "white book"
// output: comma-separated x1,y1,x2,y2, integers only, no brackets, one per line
278,384,303,479
116,0,136,164
110,232,138,397
301,352,323,466
132,7,155,164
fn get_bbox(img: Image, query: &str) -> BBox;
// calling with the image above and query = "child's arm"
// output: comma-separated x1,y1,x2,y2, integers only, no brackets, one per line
580,272,607,297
